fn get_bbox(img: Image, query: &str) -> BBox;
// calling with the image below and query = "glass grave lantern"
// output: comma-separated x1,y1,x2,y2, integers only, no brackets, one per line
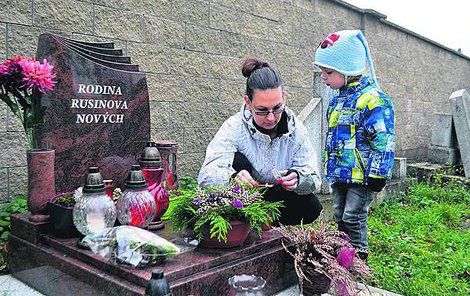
140,141,169,230
116,165,156,228
73,167,117,236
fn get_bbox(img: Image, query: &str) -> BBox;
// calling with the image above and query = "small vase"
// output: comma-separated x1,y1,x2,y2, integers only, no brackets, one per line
199,221,250,249
27,149,55,222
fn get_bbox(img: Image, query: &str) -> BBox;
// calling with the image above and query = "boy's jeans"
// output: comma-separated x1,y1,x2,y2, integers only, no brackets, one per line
332,183,374,250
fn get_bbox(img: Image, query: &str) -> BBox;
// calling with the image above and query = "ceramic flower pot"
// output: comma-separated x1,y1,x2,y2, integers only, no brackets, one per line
27,149,55,222
48,198,80,238
199,221,251,249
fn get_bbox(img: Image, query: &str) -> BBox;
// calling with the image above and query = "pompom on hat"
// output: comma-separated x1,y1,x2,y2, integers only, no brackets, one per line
314,30,379,88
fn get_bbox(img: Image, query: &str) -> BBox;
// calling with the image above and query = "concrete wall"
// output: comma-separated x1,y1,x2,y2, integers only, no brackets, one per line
1,0,469,203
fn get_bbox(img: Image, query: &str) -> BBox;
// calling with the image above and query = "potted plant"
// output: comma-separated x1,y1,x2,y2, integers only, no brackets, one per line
274,221,370,296
0,56,57,221
170,183,283,248
48,192,80,238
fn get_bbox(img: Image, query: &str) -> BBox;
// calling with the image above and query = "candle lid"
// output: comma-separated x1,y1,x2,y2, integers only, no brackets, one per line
83,166,106,193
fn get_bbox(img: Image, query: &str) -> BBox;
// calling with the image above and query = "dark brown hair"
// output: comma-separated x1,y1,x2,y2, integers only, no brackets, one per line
241,56,283,101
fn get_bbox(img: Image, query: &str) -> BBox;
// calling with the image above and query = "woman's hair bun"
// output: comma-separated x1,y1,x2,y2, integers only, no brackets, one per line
241,56,270,78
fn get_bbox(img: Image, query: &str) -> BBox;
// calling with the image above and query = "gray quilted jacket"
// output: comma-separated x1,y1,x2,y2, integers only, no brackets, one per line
198,104,321,195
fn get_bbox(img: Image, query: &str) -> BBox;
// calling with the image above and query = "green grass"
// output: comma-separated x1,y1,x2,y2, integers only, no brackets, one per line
368,182,470,295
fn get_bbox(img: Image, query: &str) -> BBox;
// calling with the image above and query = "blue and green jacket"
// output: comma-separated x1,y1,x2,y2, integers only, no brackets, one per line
323,77,395,185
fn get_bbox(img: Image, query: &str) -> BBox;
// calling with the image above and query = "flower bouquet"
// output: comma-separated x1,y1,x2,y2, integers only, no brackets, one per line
0,56,56,149
274,221,370,296
170,183,283,247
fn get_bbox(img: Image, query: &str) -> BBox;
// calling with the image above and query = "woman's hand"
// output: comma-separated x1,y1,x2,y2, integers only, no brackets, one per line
277,170,298,191
235,170,258,188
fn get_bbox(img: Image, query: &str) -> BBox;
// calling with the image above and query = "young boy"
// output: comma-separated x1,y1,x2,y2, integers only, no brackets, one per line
314,30,395,260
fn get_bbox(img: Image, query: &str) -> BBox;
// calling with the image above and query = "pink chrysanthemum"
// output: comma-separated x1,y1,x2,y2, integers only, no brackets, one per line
0,56,25,90
19,58,56,93
0,56,23,75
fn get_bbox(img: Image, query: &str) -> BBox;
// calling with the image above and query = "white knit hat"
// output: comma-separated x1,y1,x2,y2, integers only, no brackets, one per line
314,30,379,87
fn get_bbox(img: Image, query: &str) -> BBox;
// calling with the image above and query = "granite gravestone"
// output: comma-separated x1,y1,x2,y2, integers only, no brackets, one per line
35,33,150,192
450,89,470,177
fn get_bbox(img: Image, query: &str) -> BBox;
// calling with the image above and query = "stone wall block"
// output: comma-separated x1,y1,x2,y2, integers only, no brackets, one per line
280,3,302,24
210,55,243,80
217,32,251,58
169,101,237,129
211,0,253,12
94,6,145,41
248,38,277,64
143,16,184,48
147,74,186,102
93,0,133,10
7,166,27,199
0,168,8,204
185,0,210,27
7,109,23,132
185,77,220,103
185,25,221,54
7,25,67,57
178,152,205,178
131,0,173,18
220,80,245,104
0,132,27,167
209,4,244,34
169,49,210,77
34,0,93,33
0,0,32,25
149,101,170,129
125,43,170,74
252,0,281,21
0,23,6,59
152,127,184,152
183,128,218,153
0,105,7,133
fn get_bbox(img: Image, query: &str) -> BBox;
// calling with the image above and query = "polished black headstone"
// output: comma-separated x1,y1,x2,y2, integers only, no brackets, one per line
35,33,150,192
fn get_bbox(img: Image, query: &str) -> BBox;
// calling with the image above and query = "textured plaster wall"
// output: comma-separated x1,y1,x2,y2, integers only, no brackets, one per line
0,0,469,203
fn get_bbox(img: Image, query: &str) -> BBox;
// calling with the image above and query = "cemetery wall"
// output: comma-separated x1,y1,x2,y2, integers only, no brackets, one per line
0,0,469,203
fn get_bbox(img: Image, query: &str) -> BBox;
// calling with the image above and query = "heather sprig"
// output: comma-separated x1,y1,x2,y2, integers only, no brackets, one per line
274,221,370,296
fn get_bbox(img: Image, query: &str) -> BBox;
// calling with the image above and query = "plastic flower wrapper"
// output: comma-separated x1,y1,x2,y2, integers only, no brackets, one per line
82,226,189,268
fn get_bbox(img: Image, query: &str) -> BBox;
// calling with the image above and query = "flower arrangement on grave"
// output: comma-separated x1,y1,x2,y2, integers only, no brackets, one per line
0,56,56,149
170,183,283,244
274,221,370,296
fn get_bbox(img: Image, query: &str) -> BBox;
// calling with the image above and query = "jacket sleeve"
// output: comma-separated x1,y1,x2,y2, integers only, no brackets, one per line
363,94,395,179
197,120,238,188
290,128,322,195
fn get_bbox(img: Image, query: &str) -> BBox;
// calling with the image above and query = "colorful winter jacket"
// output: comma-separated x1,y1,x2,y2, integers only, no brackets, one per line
323,77,395,185
198,104,321,195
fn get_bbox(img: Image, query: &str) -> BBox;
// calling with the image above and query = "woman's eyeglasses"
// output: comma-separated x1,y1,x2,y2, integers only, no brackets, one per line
253,105,285,116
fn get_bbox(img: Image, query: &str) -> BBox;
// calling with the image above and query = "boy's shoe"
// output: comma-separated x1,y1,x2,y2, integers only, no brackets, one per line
356,249,369,262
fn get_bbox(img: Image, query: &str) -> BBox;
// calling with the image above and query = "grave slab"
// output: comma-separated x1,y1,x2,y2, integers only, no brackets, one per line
8,213,296,296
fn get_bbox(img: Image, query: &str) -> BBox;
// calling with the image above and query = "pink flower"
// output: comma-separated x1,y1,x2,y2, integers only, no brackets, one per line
336,247,355,269
19,58,56,93
0,56,25,90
